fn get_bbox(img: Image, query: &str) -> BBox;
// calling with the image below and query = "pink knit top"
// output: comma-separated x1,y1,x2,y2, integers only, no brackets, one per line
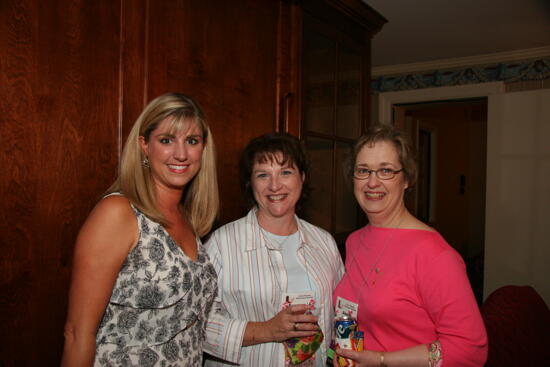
333,225,487,367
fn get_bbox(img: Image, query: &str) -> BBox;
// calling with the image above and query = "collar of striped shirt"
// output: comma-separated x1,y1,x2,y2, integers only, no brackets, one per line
244,207,315,252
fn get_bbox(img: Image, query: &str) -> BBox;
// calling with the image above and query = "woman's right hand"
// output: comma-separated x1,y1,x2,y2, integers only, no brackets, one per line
332,348,381,367
264,304,319,342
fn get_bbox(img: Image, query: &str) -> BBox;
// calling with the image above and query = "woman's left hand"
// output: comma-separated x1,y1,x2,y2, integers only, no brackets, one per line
333,347,381,367
265,304,319,342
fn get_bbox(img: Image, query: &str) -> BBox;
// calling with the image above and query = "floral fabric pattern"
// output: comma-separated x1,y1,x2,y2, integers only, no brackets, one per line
94,205,217,366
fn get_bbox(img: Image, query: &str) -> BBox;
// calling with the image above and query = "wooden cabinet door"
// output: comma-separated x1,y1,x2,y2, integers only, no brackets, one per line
1,1,122,364
279,0,386,251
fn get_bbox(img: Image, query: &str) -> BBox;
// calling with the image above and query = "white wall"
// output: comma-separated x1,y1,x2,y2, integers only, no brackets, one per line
378,84,550,305
485,89,550,305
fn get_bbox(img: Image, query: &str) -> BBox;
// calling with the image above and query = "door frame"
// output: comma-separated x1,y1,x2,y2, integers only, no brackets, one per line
378,82,504,124
377,81,504,301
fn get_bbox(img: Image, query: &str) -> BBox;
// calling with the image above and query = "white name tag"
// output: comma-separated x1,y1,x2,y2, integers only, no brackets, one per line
281,291,315,310
335,296,358,318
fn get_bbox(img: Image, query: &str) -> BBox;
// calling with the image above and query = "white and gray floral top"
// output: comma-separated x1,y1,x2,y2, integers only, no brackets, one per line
94,203,217,367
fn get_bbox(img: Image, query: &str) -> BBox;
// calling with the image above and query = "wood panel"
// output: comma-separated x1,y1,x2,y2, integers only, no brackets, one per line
120,0,148,139
145,0,280,224
0,1,280,364
0,0,121,364
276,0,302,136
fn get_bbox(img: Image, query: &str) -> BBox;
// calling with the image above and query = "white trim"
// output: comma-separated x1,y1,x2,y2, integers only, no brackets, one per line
378,82,505,124
372,46,550,77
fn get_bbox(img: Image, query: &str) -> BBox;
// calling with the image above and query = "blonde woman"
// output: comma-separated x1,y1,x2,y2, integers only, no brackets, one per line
62,93,219,366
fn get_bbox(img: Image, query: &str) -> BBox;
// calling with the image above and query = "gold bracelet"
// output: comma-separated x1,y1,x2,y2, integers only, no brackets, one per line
380,352,388,367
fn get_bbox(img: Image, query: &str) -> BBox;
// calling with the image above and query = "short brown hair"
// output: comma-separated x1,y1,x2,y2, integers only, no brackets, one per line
349,124,417,191
239,132,309,209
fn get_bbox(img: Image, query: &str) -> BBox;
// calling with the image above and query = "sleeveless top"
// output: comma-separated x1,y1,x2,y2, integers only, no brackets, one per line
94,202,218,367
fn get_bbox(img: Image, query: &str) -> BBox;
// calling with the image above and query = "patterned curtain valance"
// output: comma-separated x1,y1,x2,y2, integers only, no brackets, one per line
371,58,550,94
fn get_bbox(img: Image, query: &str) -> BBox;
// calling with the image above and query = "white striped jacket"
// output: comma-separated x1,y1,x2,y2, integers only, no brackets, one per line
204,208,345,367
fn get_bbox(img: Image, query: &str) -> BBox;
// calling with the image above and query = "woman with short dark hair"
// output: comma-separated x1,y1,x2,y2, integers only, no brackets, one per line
204,132,344,367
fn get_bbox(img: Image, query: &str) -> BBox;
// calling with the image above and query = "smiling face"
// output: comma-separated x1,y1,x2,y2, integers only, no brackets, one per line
251,152,304,226
139,117,204,193
353,140,408,226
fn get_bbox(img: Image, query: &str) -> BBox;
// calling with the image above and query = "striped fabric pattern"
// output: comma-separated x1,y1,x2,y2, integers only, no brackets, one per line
204,208,345,367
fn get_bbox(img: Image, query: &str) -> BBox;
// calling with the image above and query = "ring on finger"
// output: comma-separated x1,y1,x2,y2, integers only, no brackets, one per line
293,322,298,331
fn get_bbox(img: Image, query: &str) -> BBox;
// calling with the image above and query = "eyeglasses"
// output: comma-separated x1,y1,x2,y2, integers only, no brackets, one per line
353,167,403,180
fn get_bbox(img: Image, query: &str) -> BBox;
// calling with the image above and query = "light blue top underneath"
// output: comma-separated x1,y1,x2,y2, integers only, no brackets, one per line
263,230,323,367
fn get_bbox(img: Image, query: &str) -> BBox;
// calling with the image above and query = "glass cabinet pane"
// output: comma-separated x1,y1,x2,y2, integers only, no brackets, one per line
302,28,336,135
303,137,333,231
334,142,358,233
336,45,361,139
301,17,367,241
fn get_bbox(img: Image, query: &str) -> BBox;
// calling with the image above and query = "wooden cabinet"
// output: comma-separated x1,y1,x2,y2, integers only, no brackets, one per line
1,2,281,364
0,1,384,364
278,0,386,246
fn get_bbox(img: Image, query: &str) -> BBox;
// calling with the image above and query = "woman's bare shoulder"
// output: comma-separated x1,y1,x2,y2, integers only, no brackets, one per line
96,194,132,209
77,195,138,252
89,195,135,221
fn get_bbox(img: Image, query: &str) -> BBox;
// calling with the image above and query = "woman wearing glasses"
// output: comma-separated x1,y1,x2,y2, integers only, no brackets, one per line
332,125,487,367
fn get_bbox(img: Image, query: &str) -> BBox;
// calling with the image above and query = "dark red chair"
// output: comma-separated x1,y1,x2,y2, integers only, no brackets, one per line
481,285,550,367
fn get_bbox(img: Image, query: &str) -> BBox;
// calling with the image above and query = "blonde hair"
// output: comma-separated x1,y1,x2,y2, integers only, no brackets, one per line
107,93,219,236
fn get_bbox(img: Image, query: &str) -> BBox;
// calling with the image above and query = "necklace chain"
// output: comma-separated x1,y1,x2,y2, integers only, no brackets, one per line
349,216,405,288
